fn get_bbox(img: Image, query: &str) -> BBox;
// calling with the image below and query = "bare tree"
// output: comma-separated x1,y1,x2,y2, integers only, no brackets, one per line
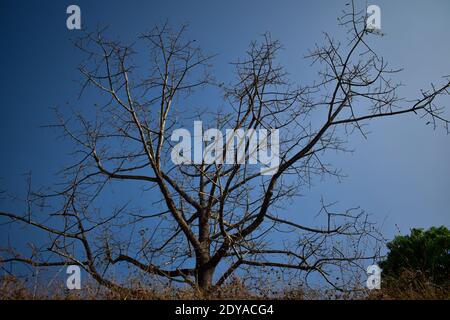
1,3,449,295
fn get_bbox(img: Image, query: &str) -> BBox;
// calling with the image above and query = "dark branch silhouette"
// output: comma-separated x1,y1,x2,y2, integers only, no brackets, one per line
1,3,449,294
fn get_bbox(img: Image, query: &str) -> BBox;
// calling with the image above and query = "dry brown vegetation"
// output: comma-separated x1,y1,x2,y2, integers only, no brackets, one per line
367,270,450,300
1,270,448,300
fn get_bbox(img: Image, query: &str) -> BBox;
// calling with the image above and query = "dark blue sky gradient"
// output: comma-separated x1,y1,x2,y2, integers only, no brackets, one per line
1,0,449,281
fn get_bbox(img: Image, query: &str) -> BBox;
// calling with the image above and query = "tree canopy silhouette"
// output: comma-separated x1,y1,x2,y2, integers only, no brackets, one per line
380,226,450,286
1,2,449,294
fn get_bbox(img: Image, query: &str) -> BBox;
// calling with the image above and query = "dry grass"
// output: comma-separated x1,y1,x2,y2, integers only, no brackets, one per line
1,271,448,300
368,269,450,300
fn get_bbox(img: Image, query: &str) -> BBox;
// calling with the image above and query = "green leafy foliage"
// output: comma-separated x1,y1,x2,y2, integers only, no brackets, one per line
380,226,450,285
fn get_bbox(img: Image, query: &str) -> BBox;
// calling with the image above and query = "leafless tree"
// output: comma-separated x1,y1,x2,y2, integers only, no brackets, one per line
1,3,449,295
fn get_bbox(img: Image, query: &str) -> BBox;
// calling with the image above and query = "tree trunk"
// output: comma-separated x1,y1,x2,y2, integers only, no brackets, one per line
197,208,214,293
197,264,215,293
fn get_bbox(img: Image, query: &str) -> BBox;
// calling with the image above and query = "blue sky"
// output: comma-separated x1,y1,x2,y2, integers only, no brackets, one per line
0,0,449,282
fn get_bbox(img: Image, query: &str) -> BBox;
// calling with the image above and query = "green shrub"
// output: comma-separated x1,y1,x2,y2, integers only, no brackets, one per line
379,226,450,286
